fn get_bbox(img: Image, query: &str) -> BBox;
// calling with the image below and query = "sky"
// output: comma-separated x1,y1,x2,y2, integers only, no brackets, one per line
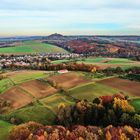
0,0,140,36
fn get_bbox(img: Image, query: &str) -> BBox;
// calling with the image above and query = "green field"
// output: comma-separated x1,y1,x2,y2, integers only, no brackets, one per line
9,71,49,84
3,103,56,125
68,82,125,101
79,57,140,67
78,57,134,63
52,57,140,69
0,71,50,94
52,57,106,64
80,57,107,63
41,93,74,112
105,58,134,64
0,78,13,94
0,41,68,54
130,98,140,111
0,120,14,140
52,59,72,64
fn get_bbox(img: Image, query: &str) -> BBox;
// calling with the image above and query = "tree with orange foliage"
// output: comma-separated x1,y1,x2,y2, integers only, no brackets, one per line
105,130,112,140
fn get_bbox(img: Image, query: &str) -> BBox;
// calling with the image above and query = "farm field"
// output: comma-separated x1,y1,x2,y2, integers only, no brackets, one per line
0,69,140,139
68,82,124,101
8,70,49,84
0,41,68,54
20,80,57,98
52,57,140,69
0,70,59,112
0,78,13,94
41,93,74,112
98,77,140,97
47,72,91,89
0,71,92,121
0,87,33,110
0,70,49,94
3,103,56,125
1,70,140,114
0,120,14,140
52,59,72,64
80,58,140,69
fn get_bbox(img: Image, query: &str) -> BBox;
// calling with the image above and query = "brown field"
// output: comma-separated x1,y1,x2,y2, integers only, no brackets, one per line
98,78,140,96
3,70,43,77
20,80,58,98
91,63,140,70
0,87,33,110
47,72,91,89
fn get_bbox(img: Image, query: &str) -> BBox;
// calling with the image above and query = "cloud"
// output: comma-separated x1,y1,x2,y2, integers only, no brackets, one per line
0,0,140,35
1,0,140,11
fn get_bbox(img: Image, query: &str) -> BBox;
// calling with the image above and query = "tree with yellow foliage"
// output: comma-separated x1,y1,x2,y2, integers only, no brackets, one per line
91,67,97,73
113,97,135,113
120,133,129,140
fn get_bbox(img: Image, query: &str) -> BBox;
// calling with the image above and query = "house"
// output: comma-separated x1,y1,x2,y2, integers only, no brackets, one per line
58,69,68,74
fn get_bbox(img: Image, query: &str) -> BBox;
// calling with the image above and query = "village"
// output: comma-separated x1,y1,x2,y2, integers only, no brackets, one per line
0,53,82,70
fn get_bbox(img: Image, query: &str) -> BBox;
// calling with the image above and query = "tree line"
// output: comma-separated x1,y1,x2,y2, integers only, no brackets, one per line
56,94,140,128
4,62,99,72
9,121,140,140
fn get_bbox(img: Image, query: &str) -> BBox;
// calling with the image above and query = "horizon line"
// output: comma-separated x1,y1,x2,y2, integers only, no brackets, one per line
0,34,140,38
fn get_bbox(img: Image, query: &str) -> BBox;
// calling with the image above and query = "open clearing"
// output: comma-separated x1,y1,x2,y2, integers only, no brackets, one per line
0,41,68,54
47,72,91,89
68,82,123,101
0,87,33,110
98,77,140,97
20,80,57,98
41,93,74,112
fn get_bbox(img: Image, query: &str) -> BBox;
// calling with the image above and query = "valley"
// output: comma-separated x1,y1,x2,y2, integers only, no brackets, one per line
0,35,140,139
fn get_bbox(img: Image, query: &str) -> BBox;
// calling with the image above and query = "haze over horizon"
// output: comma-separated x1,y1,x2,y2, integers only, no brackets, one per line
0,0,140,36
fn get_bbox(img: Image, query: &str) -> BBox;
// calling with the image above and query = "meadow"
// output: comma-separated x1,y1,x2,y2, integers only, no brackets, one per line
52,57,140,69
0,41,68,54
68,82,122,101
3,102,56,125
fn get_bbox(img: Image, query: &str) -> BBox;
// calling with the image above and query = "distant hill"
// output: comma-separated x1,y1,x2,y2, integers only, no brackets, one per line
47,33,66,40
